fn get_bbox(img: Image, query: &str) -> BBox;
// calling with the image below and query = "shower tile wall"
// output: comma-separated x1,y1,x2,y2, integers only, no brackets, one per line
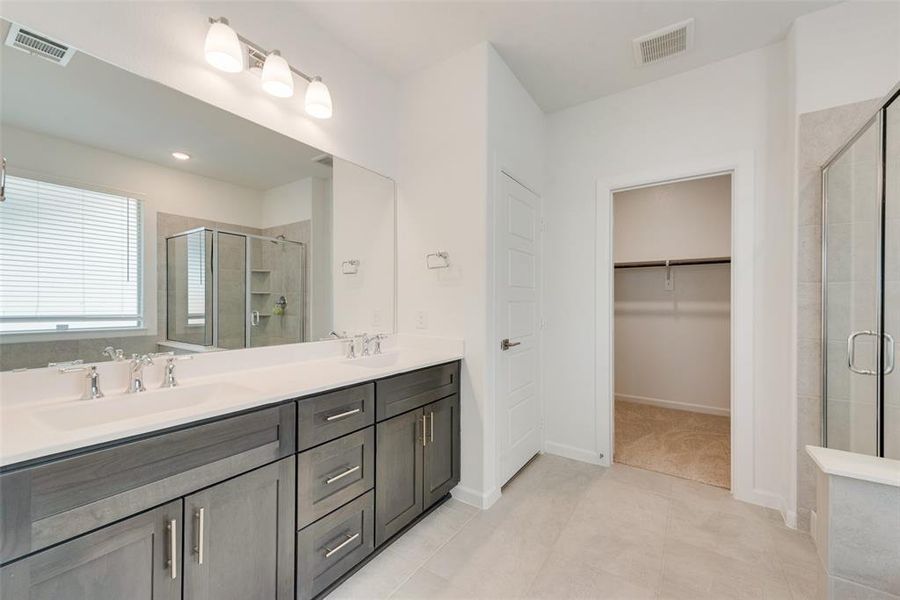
250,221,309,347
795,98,881,532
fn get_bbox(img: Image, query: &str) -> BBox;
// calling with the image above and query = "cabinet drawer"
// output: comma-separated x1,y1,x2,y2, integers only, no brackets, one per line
0,402,295,564
297,384,374,451
297,490,374,600
375,362,459,421
297,427,374,529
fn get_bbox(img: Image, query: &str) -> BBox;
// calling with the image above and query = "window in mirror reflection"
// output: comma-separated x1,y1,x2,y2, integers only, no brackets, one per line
0,175,143,333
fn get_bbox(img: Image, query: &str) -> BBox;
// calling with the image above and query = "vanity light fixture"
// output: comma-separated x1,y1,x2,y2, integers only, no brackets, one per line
204,17,333,119
171,151,191,161
261,50,294,98
204,17,243,73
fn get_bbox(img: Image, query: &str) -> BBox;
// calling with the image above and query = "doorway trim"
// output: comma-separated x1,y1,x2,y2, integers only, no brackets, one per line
595,151,761,507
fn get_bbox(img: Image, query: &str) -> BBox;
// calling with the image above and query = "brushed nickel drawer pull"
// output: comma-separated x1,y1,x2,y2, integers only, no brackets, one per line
325,408,361,422
324,532,360,558
430,411,435,443
167,518,178,579
193,508,205,564
325,465,360,484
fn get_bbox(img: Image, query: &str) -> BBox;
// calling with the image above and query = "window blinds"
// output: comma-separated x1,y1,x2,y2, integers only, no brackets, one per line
186,231,207,323
0,175,143,333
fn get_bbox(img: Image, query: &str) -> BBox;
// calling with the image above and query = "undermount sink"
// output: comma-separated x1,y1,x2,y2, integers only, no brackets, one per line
34,382,258,432
342,352,401,369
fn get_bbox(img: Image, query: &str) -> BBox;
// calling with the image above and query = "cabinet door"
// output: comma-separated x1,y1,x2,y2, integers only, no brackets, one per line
0,500,181,600
423,394,461,508
183,457,295,600
375,408,424,546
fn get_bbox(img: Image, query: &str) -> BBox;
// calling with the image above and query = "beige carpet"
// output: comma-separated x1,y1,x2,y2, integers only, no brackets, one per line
614,399,731,489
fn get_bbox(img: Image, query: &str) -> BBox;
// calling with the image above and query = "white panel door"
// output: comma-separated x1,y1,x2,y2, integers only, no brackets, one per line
496,172,542,486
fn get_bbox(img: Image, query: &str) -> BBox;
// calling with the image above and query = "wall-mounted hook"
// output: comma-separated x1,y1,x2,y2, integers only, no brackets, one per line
426,251,450,270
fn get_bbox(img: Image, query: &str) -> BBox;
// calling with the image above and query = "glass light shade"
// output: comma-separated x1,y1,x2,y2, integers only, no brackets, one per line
305,77,333,119
205,20,242,73
261,51,294,98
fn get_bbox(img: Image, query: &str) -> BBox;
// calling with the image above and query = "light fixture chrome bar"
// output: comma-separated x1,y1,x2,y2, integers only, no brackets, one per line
207,17,314,83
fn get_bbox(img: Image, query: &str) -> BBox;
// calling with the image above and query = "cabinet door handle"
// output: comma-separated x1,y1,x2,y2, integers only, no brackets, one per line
325,408,361,422
430,411,435,443
324,532,360,558
325,465,360,484
422,414,427,447
193,508,205,564
167,518,178,580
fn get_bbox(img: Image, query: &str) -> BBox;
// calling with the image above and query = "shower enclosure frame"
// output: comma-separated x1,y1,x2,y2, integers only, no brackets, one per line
821,82,900,457
166,226,305,350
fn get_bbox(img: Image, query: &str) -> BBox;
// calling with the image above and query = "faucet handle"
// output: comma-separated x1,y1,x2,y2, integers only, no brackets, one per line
102,347,125,361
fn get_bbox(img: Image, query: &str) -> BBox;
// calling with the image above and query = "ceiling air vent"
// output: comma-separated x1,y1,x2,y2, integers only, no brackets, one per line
633,18,694,67
4,23,76,66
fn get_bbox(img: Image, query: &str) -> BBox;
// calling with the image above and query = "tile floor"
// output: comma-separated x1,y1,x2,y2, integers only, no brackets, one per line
615,400,731,489
330,455,818,600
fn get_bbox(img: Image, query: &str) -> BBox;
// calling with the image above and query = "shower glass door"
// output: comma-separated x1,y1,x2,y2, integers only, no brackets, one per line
883,96,900,459
823,114,882,456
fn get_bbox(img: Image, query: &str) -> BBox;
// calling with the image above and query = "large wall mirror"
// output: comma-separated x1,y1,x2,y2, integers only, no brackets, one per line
0,19,396,371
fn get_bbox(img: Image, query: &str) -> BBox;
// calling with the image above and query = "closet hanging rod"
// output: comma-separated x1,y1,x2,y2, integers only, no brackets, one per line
614,257,731,269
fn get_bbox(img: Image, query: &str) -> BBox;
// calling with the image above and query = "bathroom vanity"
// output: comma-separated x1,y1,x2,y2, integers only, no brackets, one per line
0,358,461,600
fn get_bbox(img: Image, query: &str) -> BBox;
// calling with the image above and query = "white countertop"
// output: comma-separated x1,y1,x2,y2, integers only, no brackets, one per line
806,445,900,487
0,336,463,468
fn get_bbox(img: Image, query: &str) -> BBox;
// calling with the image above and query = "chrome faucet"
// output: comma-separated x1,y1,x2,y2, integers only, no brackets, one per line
103,346,125,361
363,334,387,356
58,364,104,400
127,354,154,393
161,355,193,388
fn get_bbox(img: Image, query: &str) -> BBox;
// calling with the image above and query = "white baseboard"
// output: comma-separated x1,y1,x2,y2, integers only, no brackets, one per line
735,487,795,528
451,484,501,510
543,441,607,466
616,393,730,417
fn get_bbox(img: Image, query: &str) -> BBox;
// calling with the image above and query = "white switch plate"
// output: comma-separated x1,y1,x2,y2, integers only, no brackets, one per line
372,309,382,327
415,310,428,329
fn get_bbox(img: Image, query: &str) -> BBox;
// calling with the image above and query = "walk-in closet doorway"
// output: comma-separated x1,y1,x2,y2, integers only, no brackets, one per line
610,173,733,489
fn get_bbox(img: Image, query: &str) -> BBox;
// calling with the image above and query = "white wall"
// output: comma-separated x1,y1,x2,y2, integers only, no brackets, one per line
4,125,264,225
613,176,732,416
396,43,490,506
791,1,900,115
261,178,314,229
615,265,731,415
544,42,793,513
310,178,333,341
613,175,732,263
396,43,544,508
0,1,399,180
332,158,395,335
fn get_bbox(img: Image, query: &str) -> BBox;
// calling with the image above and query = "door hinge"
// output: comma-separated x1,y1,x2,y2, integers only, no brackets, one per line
539,217,546,232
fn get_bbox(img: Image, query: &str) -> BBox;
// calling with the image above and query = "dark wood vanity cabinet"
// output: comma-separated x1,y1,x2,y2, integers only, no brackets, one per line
0,500,182,600
183,458,295,600
374,364,461,547
0,360,461,600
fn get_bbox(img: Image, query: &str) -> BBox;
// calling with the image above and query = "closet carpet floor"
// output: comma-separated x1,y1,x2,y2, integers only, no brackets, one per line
614,400,730,489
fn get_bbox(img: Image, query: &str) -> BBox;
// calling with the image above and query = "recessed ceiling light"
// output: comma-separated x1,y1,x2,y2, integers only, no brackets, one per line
172,152,191,161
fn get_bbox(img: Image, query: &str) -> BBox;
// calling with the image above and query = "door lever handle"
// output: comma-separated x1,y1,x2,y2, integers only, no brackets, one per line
500,339,521,351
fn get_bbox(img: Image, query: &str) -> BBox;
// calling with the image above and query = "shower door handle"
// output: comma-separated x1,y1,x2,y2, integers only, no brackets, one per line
884,332,895,375
848,331,879,375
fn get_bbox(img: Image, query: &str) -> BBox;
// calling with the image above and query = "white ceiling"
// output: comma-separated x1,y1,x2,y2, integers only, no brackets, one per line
297,0,836,112
0,21,333,190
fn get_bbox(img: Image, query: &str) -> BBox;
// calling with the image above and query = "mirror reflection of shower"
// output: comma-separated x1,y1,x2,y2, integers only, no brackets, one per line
166,227,306,351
